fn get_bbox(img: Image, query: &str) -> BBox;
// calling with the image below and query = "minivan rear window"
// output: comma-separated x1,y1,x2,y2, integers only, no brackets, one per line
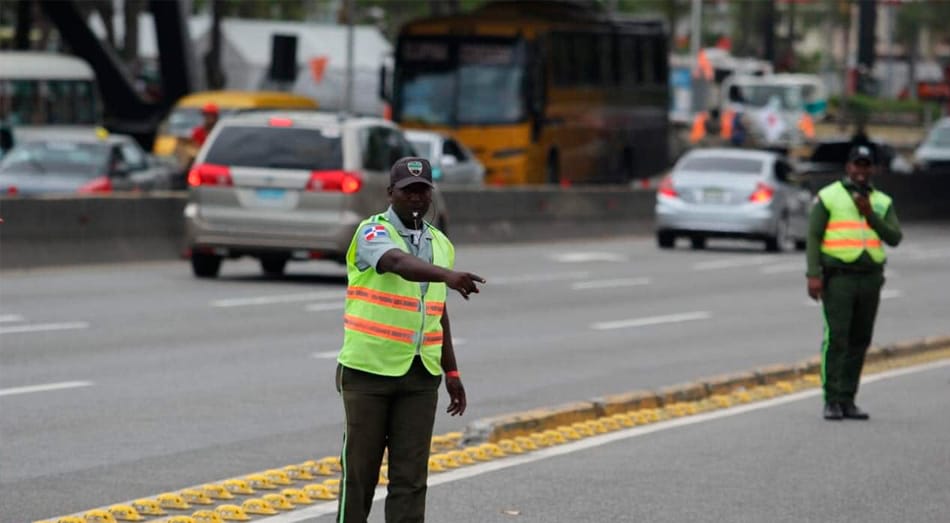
678,156,763,174
204,126,343,170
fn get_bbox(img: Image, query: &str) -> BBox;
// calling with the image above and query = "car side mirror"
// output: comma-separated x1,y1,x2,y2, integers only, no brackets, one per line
440,154,458,167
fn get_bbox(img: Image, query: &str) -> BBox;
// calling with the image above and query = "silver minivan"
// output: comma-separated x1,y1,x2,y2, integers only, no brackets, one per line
184,111,449,277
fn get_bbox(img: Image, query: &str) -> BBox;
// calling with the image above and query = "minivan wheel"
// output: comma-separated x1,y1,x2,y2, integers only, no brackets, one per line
766,215,791,252
191,253,222,278
657,231,675,249
690,236,706,250
260,256,288,277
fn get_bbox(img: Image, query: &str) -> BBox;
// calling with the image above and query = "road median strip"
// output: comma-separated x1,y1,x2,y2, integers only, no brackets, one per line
38,335,949,523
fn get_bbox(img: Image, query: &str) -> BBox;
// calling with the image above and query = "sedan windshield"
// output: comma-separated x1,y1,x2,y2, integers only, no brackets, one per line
678,156,764,174
204,126,343,170
0,141,109,177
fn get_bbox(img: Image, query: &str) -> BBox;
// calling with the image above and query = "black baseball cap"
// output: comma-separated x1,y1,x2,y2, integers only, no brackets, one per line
848,145,874,165
390,157,434,189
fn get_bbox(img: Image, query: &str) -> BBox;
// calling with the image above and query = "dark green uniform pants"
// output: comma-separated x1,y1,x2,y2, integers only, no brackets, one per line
336,357,441,523
821,269,885,403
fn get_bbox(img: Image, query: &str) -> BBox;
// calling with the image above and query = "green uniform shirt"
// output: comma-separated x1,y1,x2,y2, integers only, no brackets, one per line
805,178,903,277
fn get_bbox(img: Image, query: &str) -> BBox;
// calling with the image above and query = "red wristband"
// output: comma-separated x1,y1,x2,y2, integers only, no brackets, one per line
445,370,460,378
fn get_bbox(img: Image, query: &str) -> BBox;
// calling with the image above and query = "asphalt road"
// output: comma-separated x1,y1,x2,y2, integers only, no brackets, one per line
2,224,949,521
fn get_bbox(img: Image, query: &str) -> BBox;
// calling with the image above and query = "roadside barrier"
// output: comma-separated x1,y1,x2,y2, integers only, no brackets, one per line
2,173,949,270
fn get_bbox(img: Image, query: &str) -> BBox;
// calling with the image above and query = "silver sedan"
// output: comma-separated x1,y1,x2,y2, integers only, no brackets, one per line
654,148,812,251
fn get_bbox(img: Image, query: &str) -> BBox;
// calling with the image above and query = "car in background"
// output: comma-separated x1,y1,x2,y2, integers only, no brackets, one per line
405,130,485,186
0,128,177,196
655,148,811,252
912,117,950,175
184,111,450,278
797,138,913,179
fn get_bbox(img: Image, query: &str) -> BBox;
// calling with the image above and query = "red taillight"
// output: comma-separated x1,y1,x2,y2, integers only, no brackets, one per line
658,176,678,198
5,185,18,196
307,170,362,193
268,117,293,127
77,176,113,194
749,182,774,203
188,163,233,187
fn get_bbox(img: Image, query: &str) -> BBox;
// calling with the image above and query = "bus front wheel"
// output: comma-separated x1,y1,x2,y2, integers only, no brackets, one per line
546,151,560,185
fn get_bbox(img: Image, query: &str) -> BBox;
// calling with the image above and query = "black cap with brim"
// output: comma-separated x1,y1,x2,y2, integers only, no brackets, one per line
390,157,434,189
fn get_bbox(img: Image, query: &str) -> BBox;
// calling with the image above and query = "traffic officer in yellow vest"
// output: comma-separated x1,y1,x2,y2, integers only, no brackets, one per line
805,145,902,421
336,156,485,523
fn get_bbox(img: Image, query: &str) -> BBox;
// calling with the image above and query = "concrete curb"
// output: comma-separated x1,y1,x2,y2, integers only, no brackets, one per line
462,335,950,445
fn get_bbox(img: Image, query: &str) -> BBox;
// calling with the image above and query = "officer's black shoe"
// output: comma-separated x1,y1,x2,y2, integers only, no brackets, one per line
823,402,844,420
841,402,870,420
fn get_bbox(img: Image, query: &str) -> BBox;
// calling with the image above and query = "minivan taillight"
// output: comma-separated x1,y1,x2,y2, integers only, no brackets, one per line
307,170,362,193
77,176,113,194
749,182,774,203
188,163,233,187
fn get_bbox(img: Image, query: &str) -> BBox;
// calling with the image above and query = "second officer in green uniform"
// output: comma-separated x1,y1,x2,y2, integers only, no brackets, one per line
805,145,902,421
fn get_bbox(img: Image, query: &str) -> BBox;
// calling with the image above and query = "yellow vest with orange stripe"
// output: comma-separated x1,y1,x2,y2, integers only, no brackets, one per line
338,216,454,377
818,181,891,264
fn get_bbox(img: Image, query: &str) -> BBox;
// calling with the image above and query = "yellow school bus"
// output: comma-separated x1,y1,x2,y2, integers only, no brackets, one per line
390,1,669,185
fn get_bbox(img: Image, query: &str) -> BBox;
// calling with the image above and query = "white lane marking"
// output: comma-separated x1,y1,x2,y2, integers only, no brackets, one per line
0,381,93,397
550,252,628,263
305,302,345,312
693,256,776,271
212,291,343,308
489,271,590,285
258,358,950,522
311,351,339,359
572,277,651,290
0,314,25,323
760,262,803,275
591,311,711,331
0,322,89,335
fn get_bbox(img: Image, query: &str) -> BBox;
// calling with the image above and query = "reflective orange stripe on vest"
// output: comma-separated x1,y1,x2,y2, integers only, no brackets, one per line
344,314,415,344
423,332,444,346
826,220,870,231
347,286,419,312
822,239,882,248
426,302,444,316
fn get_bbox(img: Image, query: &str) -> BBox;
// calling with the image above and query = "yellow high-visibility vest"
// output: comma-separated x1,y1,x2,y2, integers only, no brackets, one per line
338,214,454,376
818,181,891,264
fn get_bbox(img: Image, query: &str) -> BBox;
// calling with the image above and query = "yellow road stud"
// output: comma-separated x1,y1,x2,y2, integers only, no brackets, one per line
56,518,85,523
282,464,314,481
497,439,524,454
244,473,278,490
301,459,334,476
611,413,636,427
528,432,550,447
711,395,733,408
190,510,224,523
323,478,341,494
180,489,214,505
264,469,294,486
585,419,609,433
262,493,295,510
542,429,566,445
281,488,315,505
514,436,538,450
447,450,474,465
428,457,445,472
480,443,506,458
776,381,795,393
318,456,342,473
303,483,337,500
733,390,752,403
238,498,277,515
557,426,582,440
131,499,166,516
199,484,234,500
107,505,145,521
157,493,191,510
570,422,594,437
600,417,621,431
162,517,196,523
83,510,117,523
432,452,461,468
222,479,255,495
464,446,492,461
214,505,250,522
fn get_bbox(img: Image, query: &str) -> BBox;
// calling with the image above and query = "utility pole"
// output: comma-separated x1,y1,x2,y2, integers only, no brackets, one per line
343,0,354,115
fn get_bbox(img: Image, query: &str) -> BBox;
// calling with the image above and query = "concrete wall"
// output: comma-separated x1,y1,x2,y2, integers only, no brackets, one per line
2,175,948,270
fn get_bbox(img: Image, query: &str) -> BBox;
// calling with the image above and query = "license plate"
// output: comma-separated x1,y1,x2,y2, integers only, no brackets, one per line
256,188,286,200
702,188,725,203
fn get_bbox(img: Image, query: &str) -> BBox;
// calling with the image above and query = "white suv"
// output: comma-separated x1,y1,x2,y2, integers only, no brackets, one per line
184,111,449,278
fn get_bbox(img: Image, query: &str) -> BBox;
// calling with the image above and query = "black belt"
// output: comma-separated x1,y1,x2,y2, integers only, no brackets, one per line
823,266,883,277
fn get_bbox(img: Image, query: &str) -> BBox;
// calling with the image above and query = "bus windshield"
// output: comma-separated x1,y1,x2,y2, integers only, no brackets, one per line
732,83,803,111
397,38,526,126
1,79,100,125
